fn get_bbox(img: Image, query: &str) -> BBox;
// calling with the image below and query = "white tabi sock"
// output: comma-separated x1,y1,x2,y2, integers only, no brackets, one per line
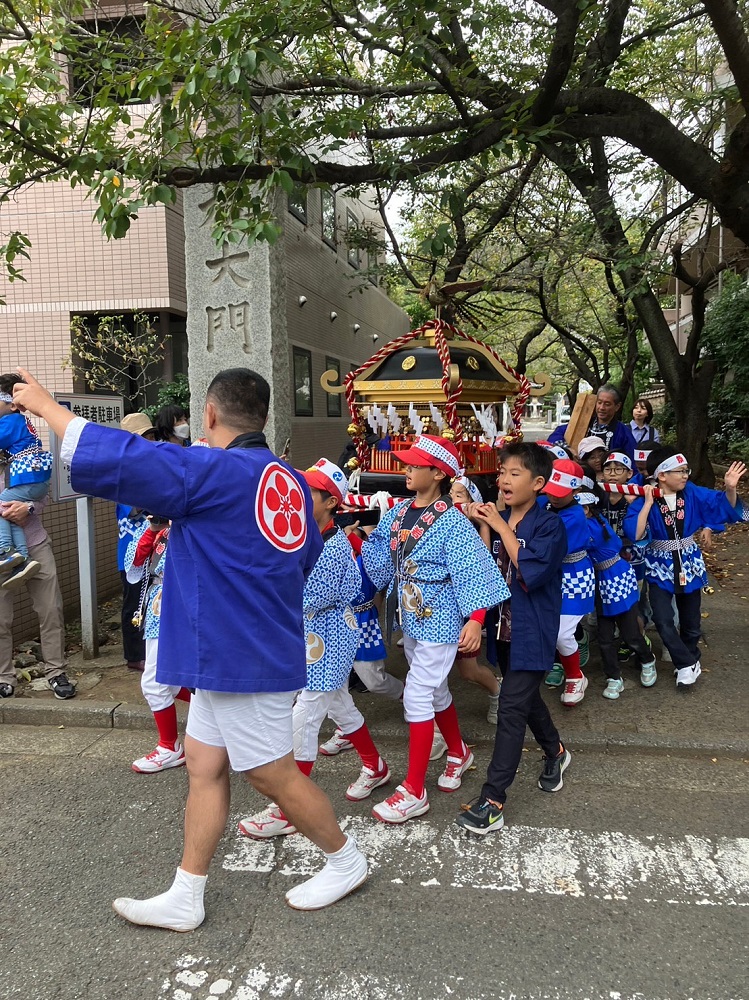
112,867,207,931
285,834,368,911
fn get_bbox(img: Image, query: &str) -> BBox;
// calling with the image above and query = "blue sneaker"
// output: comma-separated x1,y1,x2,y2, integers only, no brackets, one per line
603,677,624,700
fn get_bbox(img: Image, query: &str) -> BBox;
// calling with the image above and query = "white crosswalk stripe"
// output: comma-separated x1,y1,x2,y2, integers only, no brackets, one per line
223,815,749,908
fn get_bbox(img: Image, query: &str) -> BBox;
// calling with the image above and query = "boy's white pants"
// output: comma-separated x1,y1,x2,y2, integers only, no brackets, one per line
353,658,404,700
293,686,364,762
141,638,181,712
402,636,459,723
556,614,583,657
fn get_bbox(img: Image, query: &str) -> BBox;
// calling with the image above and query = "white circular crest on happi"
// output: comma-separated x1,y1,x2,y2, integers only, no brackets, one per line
343,607,358,630
255,463,308,552
306,632,326,663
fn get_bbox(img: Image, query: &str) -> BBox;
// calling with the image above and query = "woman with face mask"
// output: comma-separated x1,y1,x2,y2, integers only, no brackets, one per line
153,404,190,446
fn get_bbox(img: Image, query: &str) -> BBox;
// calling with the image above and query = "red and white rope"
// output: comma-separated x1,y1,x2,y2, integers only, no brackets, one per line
600,483,662,498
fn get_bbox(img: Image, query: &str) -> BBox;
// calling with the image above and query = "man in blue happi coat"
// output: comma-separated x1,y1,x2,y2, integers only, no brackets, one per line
13,366,368,927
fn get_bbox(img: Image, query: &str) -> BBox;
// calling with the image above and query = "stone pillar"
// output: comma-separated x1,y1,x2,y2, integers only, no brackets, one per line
184,185,290,453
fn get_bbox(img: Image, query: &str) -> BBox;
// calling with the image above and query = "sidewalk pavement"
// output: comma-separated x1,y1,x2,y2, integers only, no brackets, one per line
2,586,747,760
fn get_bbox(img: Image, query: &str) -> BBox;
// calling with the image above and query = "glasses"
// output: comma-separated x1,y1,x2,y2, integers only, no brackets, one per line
667,468,691,476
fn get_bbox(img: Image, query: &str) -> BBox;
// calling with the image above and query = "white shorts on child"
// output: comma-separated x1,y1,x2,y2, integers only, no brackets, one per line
186,688,296,772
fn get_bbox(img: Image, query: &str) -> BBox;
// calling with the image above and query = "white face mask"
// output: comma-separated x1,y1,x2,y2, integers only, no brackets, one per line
173,423,190,440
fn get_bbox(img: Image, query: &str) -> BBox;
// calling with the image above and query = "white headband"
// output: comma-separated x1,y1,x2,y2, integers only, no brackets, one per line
454,475,482,503
576,492,598,506
0,392,13,404
634,449,650,463
581,475,594,490
547,468,581,491
542,443,568,460
654,453,689,477
605,452,633,471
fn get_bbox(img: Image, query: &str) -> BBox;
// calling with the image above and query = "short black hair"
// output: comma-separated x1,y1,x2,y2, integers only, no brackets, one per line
152,403,188,442
206,368,270,432
0,373,23,396
499,442,553,482
647,444,679,476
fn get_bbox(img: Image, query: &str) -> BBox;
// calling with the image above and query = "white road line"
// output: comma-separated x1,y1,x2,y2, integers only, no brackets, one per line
223,815,749,907
162,957,742,1000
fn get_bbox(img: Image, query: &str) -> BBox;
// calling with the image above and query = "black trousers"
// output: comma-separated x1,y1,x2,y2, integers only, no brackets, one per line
597,602,653,679
481,643,561,805
120,570,145,664
649,584,702,668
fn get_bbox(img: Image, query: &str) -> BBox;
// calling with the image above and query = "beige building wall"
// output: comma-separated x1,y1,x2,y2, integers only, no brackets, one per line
0,180,186,640
284,189,410,469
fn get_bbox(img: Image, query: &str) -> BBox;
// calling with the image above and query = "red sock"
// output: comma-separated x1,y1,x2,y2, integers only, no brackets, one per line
153,705,179,750
344,724,382,772
295,759,314,777
434,702,465,758
175,687,191,703
404,720,434,798
560,650,583,680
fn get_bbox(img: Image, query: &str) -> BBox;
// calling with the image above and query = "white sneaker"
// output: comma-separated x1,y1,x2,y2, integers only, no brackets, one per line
429,728,448,761
396,637,405,647
345,761,391,801
560,675,588,706
437,746,474,792
640,659,657,687
675,662,702,689
132,742,186,774
372,784,429,824
602,677,624,700
319,729,355,756
238,803,297,839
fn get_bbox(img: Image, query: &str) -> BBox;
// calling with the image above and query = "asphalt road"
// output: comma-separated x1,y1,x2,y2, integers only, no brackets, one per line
1,724,747,1000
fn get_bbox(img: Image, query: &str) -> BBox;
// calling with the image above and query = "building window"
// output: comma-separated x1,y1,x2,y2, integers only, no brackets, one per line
68,16,145,107
347,210,361,268
325,357,342,417
321,190,337,248
367,250,379,286
293,347,313,416
288,186,308,224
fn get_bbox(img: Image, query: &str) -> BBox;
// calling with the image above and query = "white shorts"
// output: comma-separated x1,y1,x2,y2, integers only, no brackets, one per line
186,688,296,772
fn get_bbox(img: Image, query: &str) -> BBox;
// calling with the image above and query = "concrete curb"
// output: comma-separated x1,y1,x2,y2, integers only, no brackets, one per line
1,698,747,760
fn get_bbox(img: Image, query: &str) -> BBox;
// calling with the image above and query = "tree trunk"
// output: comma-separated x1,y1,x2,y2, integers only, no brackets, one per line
669,359,716,487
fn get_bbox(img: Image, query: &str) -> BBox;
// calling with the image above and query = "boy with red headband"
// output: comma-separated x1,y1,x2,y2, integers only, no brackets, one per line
361,435,509,824
624,447,746,689
541,459,595,706
240,459,390,838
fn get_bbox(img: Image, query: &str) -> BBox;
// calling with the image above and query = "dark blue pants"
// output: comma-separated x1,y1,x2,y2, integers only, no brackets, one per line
120,570,145,664
481,644,561,804
649,583,702,668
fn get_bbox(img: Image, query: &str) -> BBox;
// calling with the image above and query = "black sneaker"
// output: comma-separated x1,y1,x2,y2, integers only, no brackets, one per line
0,682,13,698
48,673,77,700
617,644,632,662
455,797,504,836
538,747,571,792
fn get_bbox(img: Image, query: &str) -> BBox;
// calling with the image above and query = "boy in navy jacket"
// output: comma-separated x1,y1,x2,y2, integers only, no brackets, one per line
456,443,569,835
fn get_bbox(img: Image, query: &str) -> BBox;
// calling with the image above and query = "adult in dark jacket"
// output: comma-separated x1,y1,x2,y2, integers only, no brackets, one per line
548,385,636,462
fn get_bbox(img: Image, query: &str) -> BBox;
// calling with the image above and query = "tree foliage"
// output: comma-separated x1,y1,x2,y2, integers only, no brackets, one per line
0,0,747,247
65,312,167,405
703,272,749,462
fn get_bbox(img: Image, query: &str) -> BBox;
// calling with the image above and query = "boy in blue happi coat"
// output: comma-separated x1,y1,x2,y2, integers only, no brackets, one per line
361,435,509,825
540,458,595,706
456,443,570,835
624,447,746,690
240,459,389,840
